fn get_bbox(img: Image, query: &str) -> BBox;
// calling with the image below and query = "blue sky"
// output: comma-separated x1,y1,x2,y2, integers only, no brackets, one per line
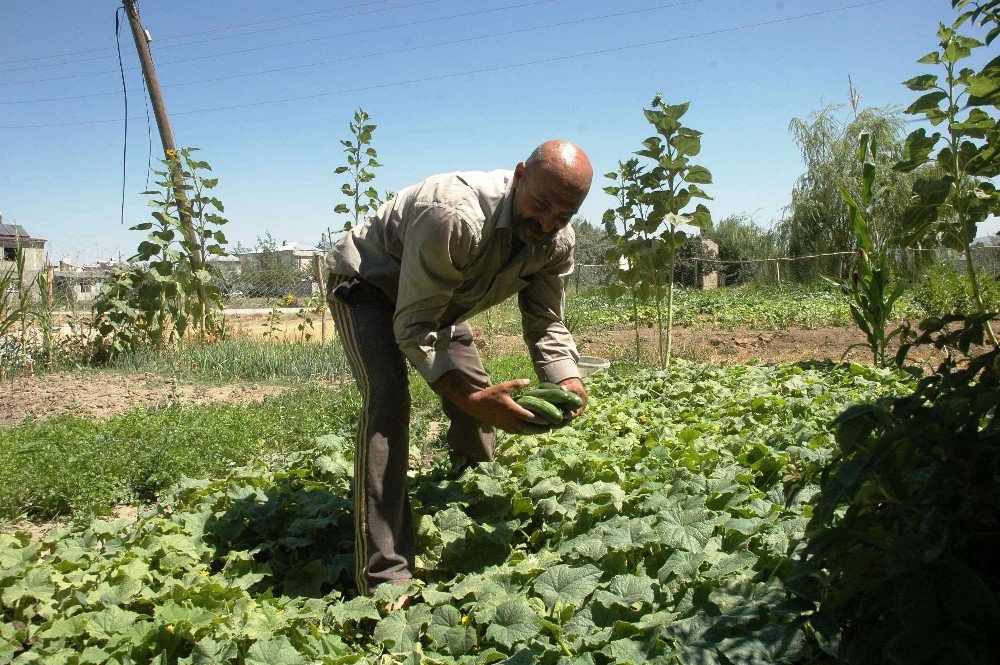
1,0,996,264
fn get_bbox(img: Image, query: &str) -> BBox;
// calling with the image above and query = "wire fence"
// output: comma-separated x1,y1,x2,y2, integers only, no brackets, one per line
11,243,1000,310
569,244,1000,292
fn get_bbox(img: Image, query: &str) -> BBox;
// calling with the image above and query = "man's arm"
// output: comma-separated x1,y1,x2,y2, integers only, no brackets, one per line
394,205,548,433
431,370,552,434
519,239,587,419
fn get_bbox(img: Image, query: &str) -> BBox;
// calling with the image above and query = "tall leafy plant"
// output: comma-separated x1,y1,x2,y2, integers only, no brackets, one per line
831,133,906,366
92,149,229,362
334,108,384,231
895,0,1000,345
635,95,713,366
602,158,646,362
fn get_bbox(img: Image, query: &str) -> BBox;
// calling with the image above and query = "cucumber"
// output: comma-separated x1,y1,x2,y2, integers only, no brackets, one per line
515,395,565,425
523,387,583,410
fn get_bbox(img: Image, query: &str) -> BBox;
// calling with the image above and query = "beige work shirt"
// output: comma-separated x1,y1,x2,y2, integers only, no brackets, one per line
326,169,580,385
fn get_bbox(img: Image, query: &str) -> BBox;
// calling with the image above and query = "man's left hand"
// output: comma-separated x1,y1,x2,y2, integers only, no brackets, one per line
558,377,587,421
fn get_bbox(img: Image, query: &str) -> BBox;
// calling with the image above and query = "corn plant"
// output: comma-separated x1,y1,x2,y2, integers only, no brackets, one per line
830,133,906,366
895,0,1000,345
334,108,384,231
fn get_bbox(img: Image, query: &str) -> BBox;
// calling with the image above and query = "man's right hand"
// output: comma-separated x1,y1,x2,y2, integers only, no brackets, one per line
464,379,556,434
432,373,551,434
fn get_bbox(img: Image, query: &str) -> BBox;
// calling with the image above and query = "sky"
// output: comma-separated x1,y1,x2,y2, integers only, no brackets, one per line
1,0,997,265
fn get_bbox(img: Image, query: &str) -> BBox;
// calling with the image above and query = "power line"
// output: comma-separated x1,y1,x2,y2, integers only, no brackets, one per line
0,0,398,66
0,0,559,86
1,0,702,106
0,0,443,74
0,0,893,130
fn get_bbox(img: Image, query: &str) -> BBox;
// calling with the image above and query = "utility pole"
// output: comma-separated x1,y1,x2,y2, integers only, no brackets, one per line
121,0,203,270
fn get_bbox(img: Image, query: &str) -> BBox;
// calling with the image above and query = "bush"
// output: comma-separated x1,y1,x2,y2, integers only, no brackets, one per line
790,320,1000,663
913,263,1000,316
706,213,779,285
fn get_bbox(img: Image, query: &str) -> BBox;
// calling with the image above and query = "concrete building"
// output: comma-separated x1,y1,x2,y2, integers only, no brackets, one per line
1,216,47,298
1,221,46,272
237,241,324,271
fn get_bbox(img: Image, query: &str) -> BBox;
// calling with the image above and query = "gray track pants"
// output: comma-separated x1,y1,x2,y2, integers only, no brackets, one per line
326,274,495,594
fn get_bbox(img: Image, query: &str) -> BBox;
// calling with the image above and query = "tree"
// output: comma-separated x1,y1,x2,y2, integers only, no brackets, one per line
706,213,780,285
780,104,920,282
237,232,305,297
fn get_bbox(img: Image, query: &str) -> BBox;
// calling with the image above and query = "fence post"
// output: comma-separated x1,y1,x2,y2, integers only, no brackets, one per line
575,267,581,293
775,260,781,284
312,254,327,346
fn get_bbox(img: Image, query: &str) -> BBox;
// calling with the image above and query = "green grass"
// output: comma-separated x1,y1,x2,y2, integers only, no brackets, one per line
110,338,350,384
471,283,925,335
0,387,360,521
0,352,598,524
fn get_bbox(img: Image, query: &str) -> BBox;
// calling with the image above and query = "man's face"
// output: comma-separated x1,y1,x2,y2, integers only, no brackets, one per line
511,163,588,247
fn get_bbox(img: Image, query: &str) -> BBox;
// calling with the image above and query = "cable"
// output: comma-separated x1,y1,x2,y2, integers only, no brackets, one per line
0,0,560,86
0,0,442,74
0,0,892,130
0,0,398,66
115,7,128,226
1,0,700,106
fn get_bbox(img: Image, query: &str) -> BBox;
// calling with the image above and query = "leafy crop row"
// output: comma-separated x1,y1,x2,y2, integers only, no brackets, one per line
475,285,922,337
1,361,909,663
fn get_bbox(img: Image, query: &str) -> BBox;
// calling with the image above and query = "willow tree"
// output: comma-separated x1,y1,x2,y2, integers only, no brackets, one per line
780,105,922,282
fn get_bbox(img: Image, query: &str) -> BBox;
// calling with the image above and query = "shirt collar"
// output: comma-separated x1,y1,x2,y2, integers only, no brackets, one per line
493,183,514,231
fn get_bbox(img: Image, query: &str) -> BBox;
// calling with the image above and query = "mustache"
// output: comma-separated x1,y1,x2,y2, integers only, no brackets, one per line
523,218,557,241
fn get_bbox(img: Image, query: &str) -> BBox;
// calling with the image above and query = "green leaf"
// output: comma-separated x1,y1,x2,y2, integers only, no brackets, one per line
594,574,656,609
485,597,540,648
532,564,602,609
902,74,939,91
904,91,947,115
671,134,702,157
896,129,940,172
325,596,379,625
245,636,311,665
684,165,712,184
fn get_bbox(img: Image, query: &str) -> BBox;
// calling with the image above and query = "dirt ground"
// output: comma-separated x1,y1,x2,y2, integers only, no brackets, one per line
1,324,954,429
0,372,289,428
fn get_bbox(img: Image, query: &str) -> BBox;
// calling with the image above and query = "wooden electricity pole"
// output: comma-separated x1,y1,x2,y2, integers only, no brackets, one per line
121,0,203,270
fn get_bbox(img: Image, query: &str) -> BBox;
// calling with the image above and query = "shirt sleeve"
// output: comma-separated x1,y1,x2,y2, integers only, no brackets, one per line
393,203,476,383
519,241,580,383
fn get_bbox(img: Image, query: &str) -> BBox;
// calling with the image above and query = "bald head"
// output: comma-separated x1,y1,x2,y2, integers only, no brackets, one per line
524,140,593,195
510,140,593,246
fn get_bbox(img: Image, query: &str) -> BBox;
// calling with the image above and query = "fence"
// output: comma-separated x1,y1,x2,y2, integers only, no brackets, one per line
568,245,1000,292
30,244,1000,308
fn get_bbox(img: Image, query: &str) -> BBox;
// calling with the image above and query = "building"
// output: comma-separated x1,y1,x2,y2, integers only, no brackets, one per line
1,216,47,297
237,241,324,272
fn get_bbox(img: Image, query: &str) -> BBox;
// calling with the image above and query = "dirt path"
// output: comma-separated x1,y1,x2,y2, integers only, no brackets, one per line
0,372,290,428
472,325,951,367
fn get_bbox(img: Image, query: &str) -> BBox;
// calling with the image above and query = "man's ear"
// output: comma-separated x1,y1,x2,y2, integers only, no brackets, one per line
513,161,526,186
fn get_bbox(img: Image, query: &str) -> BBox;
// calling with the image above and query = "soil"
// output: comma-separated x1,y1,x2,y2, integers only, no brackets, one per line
0,372,290,428
470,324,953,368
